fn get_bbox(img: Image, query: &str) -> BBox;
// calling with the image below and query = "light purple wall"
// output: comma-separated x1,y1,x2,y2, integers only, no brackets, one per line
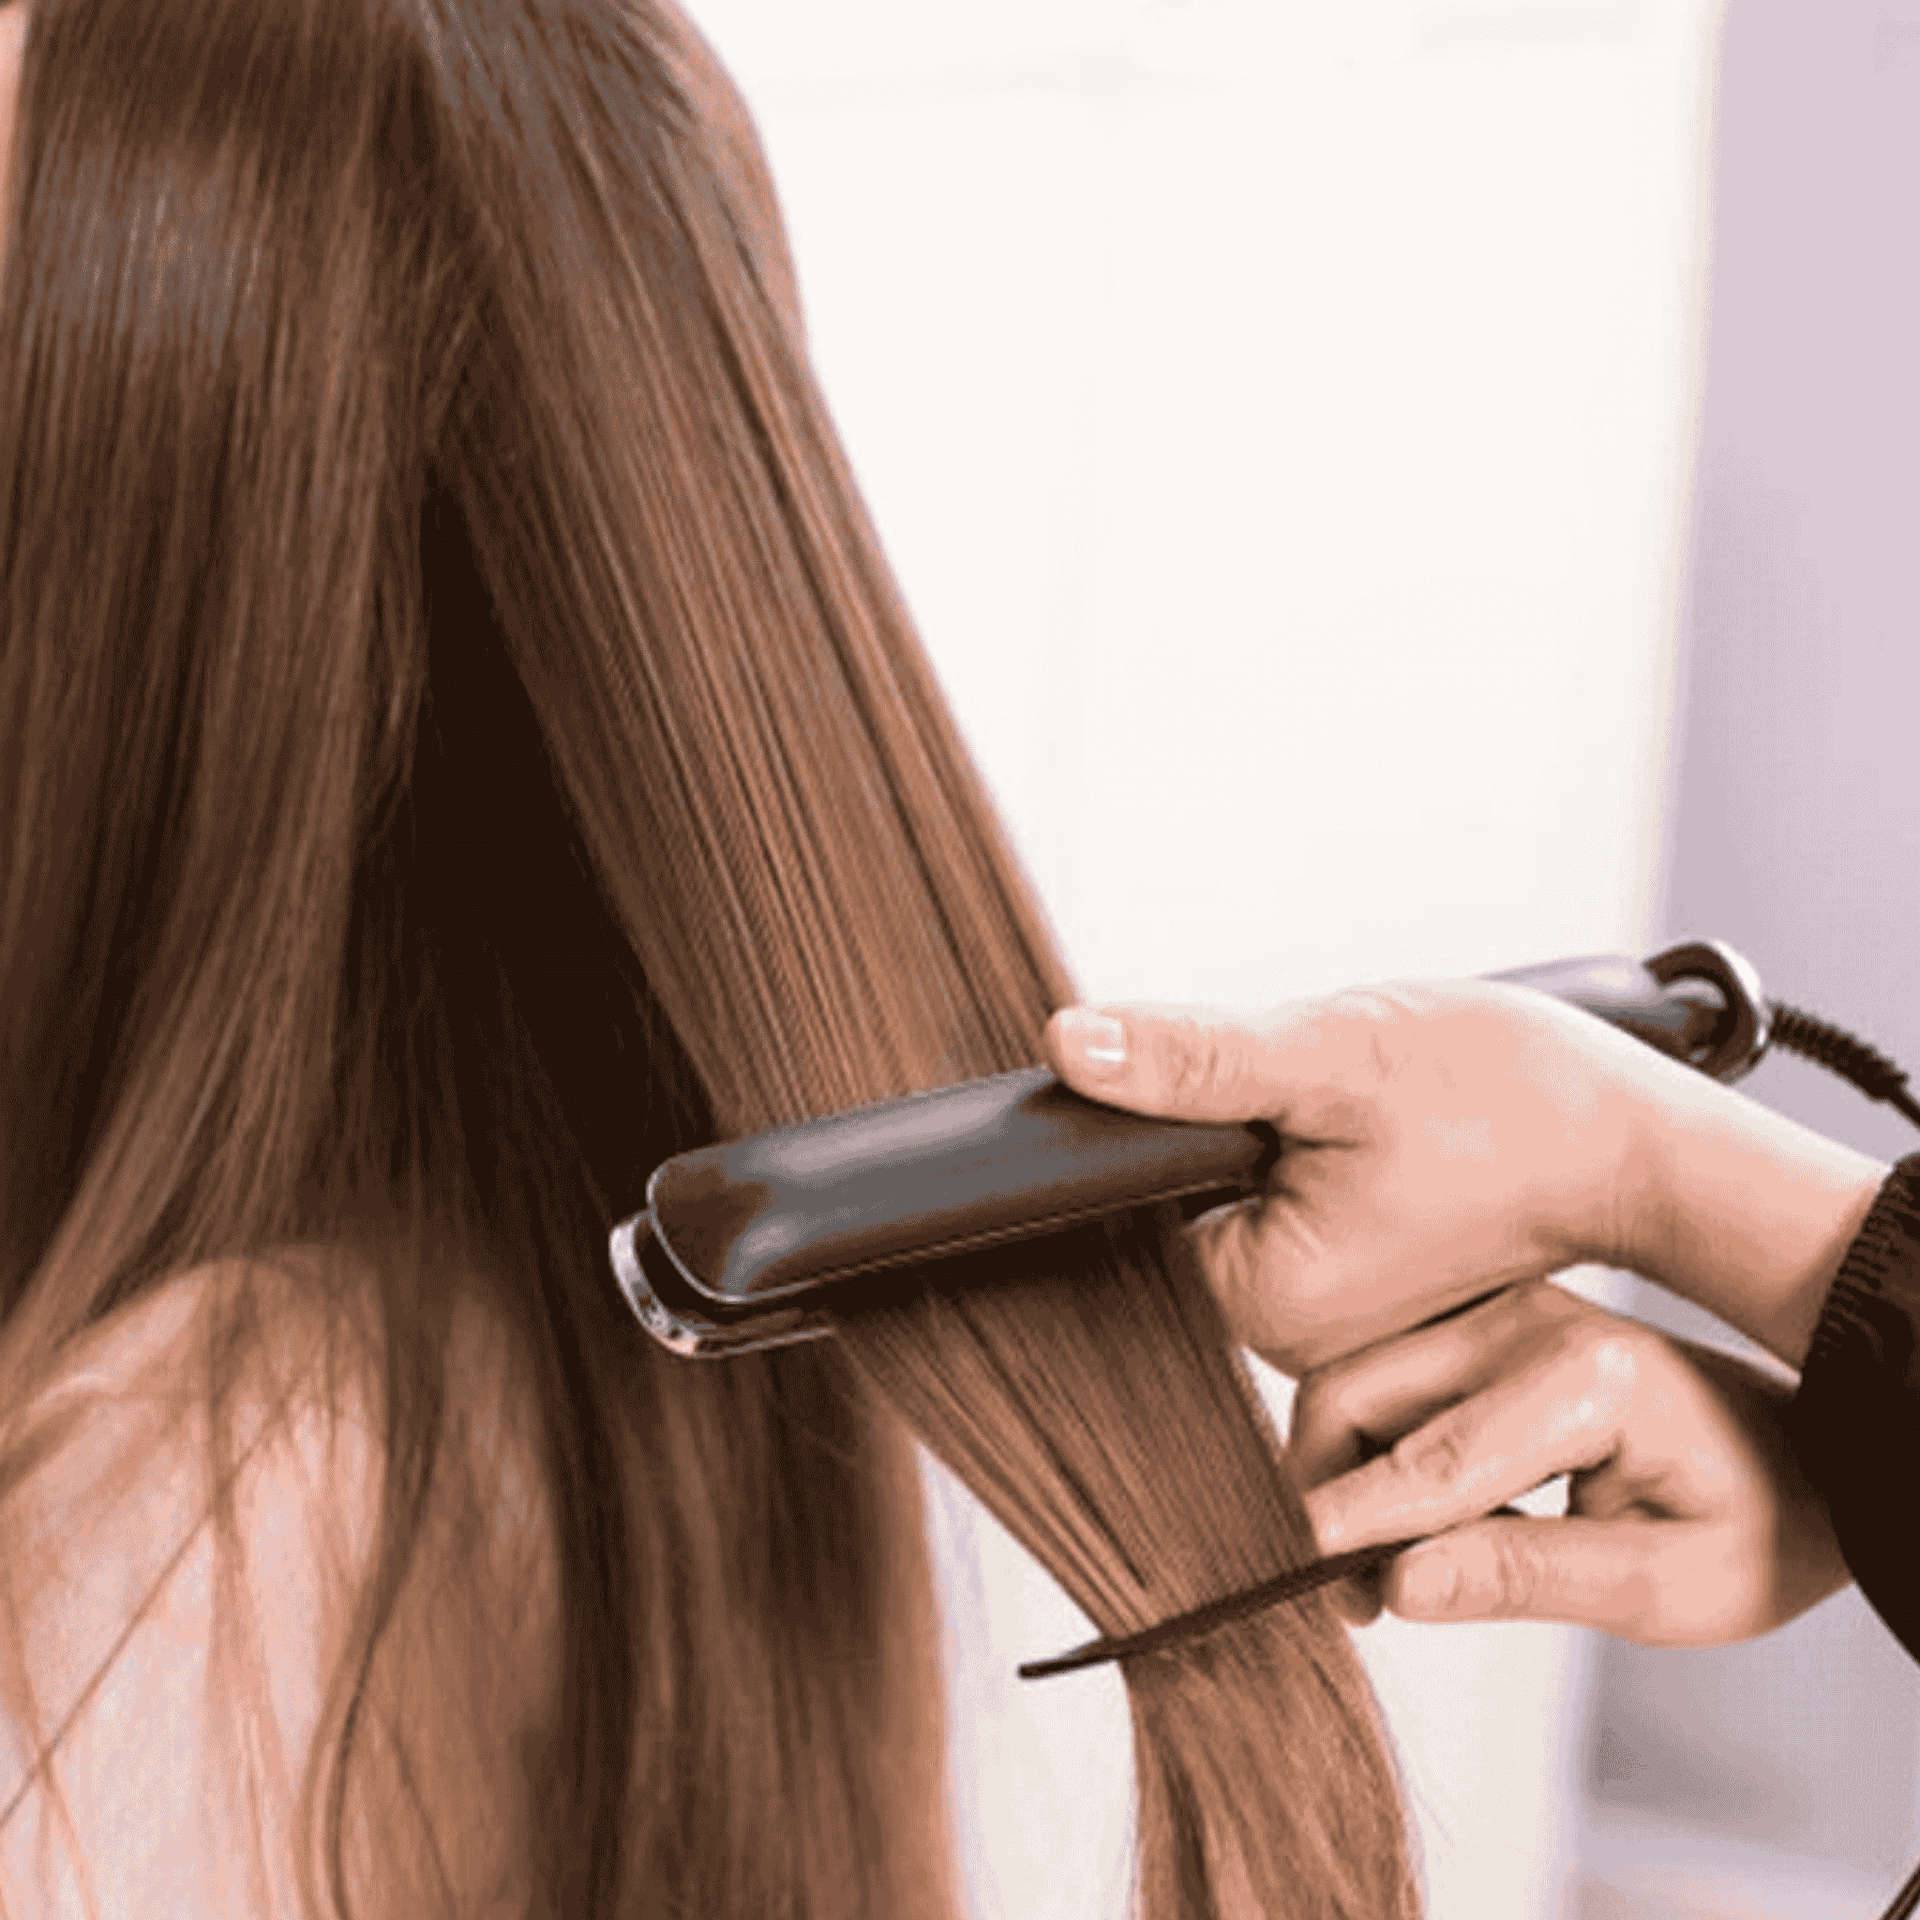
1585,0,1920,1883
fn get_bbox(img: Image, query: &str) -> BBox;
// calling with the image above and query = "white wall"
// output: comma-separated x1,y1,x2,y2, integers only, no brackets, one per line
684,4,1726,1915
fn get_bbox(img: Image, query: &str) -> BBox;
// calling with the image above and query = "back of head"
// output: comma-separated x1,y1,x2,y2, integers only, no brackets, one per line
0,3,1424,1916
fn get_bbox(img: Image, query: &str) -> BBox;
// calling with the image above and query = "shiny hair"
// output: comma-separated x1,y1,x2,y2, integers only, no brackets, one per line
0,1,1423,1915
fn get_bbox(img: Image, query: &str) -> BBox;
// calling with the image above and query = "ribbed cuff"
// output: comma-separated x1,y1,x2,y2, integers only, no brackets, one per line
1797,1153,1920,1387
1786,1152,1920,1666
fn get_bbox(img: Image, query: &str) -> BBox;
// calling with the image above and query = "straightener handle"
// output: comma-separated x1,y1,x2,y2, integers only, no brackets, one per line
1482,938,1770,1085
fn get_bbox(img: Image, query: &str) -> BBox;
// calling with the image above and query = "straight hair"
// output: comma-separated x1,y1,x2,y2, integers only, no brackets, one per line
0,1,1425,1914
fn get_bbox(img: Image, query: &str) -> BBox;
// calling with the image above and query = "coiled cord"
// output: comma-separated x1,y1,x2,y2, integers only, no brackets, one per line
1766,1000,1920,1131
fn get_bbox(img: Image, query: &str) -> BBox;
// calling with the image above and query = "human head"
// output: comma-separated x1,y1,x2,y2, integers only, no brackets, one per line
0,5,1423,1917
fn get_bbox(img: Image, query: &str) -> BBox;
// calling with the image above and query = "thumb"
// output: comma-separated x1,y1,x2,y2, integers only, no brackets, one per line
1044,1002,1282,1124
1385,1514,1665,1633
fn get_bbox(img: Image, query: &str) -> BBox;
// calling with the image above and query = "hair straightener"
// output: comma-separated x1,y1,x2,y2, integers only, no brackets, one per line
611,937,1916,1365
608,936,1920,1920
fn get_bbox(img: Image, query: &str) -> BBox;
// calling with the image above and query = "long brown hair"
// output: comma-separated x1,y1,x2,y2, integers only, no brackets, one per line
0,1,1423,1915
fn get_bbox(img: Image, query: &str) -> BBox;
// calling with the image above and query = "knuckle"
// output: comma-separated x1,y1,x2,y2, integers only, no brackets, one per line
1569,1324,1646,1410
1587,1332,1644,1388
1427,1558,1463,1612
1162,1021,1227,1108
1320,990,1406,1083
1484,1527,1539,1617
1589,1328,1651,1374
1533,1323,1642,1442
1389,1416,1470,1495
1366,1030,1394,1087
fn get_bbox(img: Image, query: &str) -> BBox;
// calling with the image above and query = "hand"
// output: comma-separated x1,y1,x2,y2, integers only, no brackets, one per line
1044,980,1683,1376
1290,1280,1852,1646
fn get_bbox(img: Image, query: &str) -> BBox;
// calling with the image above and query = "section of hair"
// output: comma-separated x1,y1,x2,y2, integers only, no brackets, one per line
844,1215,1422,1920
0,2,1423,1917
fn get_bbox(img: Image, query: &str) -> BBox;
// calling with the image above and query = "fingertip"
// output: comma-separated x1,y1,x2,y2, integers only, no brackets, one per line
1049,1006,1130,1087
1300,1489,1343,1554
1388,1547,1460,1619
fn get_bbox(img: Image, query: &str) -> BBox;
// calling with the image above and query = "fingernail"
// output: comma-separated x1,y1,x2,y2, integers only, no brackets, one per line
1057,1009,1126,1075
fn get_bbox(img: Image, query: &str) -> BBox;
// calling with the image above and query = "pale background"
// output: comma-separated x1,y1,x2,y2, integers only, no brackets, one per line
678,2,1920,1915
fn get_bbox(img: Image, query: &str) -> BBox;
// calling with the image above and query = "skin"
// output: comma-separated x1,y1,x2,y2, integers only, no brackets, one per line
1042,982,1888,1644
1285,1277,1853,1643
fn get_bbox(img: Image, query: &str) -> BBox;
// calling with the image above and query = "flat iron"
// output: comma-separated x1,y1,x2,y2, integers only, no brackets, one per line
610,937,1910,1361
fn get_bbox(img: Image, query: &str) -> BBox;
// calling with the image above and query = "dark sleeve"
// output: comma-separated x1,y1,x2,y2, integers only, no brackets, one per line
1785,1151,1920,1667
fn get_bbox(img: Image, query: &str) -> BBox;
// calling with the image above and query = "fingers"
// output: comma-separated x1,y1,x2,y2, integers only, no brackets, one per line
1290,1284,1553,1627
1289,1286,1528,1491
1298,1297,1639,1559
1290,1290,1497,1482
1044,998,1348,1126
1384,1513,1670,1637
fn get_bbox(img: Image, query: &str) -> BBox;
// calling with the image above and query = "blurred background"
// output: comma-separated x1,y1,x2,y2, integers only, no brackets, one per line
679,1,1920,1914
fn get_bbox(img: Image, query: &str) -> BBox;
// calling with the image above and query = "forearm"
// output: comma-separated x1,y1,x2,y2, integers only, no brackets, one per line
1633,1071,1890,1372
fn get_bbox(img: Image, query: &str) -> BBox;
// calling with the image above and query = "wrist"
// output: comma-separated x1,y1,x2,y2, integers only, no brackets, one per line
1630,1071,1890,1371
